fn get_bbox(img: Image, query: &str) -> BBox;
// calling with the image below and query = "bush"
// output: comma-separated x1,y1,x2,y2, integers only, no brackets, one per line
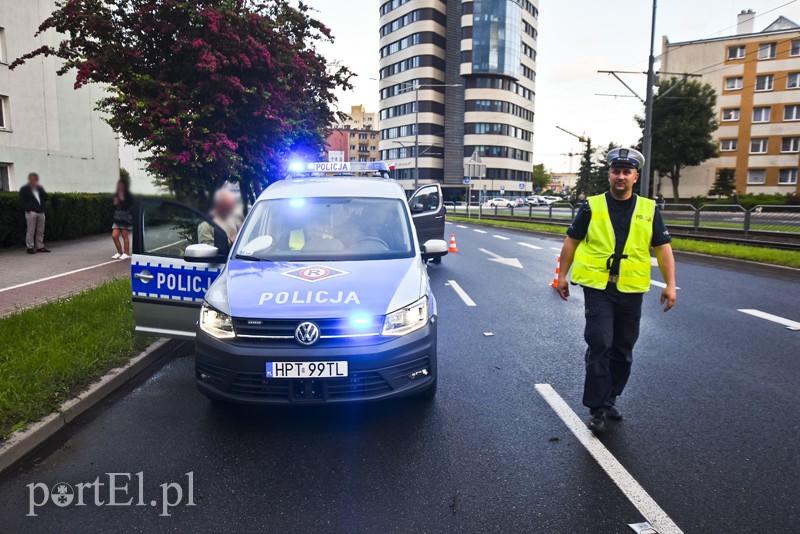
687,193,799,210
0,192,115,248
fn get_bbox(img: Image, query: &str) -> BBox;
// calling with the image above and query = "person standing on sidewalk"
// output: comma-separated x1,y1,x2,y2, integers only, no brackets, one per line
19,172,50,254
555,148,677,434
111,179,133,260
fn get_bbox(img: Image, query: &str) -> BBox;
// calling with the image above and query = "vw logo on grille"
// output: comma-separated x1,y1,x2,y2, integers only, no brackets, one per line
295,322,320,346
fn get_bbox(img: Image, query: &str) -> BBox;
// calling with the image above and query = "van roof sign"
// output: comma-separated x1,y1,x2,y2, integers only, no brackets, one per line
289,161,391,176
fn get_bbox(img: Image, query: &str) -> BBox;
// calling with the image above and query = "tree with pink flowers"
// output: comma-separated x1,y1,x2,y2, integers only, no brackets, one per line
12,0,352,207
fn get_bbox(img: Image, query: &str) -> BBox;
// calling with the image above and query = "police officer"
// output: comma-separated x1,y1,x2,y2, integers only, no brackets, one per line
556,148,677,434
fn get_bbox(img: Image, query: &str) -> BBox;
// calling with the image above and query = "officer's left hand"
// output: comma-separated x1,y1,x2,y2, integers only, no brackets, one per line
660,286,677,312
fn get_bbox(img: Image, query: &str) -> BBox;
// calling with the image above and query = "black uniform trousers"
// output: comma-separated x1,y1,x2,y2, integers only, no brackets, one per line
582,283,644,414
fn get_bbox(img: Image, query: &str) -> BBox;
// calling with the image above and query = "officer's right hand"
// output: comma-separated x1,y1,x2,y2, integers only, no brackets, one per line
556,278,570,301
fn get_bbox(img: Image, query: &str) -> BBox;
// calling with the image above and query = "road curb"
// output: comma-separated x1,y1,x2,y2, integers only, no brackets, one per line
450,217,800,277
0,338,187,476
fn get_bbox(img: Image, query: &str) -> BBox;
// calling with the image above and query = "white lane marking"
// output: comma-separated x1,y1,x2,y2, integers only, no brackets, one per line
457,225,469,229
550,247,562,251
0,260,122,293
478,248,523,269
650,280,681,290
651,256,659,267
518,242,543,250
474,229,487,234
738,309,800,331
445,221,453,225
447,280,476,307
535,384,684,534
493,235,510,240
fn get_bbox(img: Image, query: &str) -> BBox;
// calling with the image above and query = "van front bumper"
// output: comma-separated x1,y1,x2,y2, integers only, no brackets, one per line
194,318,437,404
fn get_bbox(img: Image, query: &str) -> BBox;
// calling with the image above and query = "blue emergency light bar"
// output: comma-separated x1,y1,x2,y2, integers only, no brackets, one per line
288,161,391,175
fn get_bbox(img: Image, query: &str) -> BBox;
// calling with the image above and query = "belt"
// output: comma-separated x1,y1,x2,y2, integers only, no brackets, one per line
608,274,619,284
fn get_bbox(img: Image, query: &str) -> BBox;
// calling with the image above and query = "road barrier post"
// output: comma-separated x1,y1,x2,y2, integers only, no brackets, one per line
693,208,700,231
744,209,751,236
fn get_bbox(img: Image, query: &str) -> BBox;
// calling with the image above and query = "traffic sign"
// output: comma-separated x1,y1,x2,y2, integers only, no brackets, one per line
500,186,505,194
463,177,470,184
518,183,524,190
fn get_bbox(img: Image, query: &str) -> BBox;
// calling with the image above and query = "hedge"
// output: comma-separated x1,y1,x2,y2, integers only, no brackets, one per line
0,192,115,248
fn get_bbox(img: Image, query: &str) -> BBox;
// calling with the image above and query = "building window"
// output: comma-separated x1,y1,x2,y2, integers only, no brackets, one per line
722,108,740,121
727,45,746,60
758,42,777,60
720,139,738,152
0,95,9,131
788,73,800,89
0,28,6,64
752,107,771,122
784,105,800,121
747,169,766,184
0,163,9,191
781,137,800,152
793,40,800,56
725,77,743,90
750,138,768,154
779,169,798,184
755,74,774,91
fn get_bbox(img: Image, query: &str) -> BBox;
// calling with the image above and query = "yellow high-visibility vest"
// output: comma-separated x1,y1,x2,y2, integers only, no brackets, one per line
289,229,305,250
571,194,655,293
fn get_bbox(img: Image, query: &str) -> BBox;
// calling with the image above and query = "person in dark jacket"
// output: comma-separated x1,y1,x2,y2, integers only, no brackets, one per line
19,172,49,254
111,179,133,260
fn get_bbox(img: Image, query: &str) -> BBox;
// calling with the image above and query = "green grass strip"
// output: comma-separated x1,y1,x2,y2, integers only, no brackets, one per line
0,279,153,440
448,215,800,268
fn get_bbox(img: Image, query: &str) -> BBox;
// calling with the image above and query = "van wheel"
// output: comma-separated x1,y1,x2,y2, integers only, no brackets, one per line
414,377,437,401
431,256,442,264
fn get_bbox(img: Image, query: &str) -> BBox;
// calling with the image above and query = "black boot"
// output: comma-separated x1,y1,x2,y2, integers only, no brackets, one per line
588,411,607,434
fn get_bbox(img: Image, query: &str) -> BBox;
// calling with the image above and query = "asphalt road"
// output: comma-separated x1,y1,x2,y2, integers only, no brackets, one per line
1,222,798,533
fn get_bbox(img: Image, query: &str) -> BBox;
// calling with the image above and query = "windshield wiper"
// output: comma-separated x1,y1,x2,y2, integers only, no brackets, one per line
234,254,268,261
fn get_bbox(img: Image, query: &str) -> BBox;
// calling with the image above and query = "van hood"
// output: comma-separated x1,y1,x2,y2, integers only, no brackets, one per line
224,258,426,319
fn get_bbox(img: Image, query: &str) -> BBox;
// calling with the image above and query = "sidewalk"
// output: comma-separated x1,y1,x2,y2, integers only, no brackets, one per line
0,235,130,317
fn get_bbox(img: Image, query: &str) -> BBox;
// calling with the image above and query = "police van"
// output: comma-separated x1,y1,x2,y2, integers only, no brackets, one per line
131,162,447,403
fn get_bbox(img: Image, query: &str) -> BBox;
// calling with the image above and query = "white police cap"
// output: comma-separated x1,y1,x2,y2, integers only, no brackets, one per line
607,147,644,171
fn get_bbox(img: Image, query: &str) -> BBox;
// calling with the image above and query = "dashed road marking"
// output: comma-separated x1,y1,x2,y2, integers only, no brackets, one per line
474,229,487,234
535,384,684,534
518,242,542,250
457,225,469,229
550,247,562,251
650,280,681,290
447,280,476,307
651,256,659,267
493,235,510,240
738,309,800,331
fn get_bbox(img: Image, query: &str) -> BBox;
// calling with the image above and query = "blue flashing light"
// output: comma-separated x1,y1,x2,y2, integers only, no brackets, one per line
288,161,304,173
289,198,306,208
350,314,372,329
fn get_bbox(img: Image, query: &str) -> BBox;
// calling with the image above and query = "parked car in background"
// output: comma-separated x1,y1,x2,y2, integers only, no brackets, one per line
526,196,541,206
534,196,557,206
515,197,529,207
543,196,562,204
489,197,515,208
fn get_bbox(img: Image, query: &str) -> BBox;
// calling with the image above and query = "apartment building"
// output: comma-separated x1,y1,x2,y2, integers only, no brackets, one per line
378,0,538,195
0,0,121,193
324,105,381,163
661,10,800,197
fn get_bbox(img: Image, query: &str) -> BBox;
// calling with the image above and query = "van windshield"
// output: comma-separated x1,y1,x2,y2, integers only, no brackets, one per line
233,197,415,261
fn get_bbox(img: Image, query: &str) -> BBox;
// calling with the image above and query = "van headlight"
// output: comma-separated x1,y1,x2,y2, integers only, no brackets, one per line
200,303,235,338
382,296,429,336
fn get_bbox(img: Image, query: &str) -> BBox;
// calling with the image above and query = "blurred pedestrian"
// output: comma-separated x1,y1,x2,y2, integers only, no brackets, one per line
732,190,740,206
656,192,665,210
19,172,50,254
556,148,677,435
111,179,133,260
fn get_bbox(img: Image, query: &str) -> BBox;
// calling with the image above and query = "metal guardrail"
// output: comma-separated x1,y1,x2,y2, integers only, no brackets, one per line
447,201,800,237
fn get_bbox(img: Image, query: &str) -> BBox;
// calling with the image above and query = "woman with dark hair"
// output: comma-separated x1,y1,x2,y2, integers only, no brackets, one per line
111,179,133,260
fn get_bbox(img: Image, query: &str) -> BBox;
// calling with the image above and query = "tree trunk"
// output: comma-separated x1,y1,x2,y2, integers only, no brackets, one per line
670,166,681,201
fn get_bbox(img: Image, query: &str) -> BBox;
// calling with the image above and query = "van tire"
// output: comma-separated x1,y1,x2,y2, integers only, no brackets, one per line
431,256,442,264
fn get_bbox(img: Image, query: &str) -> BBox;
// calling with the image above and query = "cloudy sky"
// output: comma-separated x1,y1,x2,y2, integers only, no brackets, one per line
303,0,800,172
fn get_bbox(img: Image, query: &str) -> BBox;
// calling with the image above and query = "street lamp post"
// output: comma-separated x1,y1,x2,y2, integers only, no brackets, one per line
641,0,658,199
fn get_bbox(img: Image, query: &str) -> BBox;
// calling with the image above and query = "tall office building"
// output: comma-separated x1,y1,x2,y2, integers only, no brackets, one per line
661,10,800,197
378,0,538,197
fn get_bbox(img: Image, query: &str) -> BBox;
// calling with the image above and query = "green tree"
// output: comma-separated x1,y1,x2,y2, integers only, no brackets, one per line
12,0,352,209
575,139,595,197
708,169,736,198
636,78,718,201
589,143,619,196
531,163,551,191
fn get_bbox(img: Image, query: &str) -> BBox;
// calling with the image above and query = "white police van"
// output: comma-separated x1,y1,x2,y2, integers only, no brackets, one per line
131,162,447,403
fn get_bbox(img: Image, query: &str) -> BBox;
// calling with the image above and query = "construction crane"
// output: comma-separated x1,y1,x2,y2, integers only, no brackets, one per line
560,152,584,174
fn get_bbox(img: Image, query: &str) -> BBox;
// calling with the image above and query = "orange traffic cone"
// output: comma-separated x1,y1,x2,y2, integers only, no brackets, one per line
448,233,459,253
550,256,561,288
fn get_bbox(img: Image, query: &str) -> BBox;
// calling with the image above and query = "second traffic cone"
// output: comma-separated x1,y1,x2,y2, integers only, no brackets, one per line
550,256,561,288
448,233,459,253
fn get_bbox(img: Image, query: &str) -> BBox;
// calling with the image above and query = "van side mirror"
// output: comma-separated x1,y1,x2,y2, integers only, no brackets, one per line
421,239,448,259
410,203,424,213
185,243,224,263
